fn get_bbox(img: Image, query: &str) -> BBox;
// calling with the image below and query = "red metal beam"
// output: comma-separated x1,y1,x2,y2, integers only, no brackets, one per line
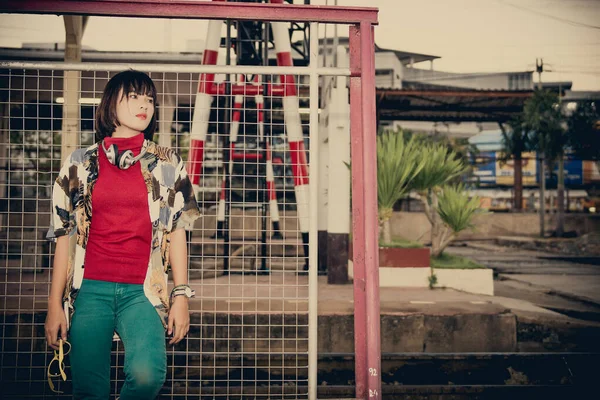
206,82,285,97
0,0,378,24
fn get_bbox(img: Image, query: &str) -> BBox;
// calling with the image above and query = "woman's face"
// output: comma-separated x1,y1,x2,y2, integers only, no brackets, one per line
114,88,155,136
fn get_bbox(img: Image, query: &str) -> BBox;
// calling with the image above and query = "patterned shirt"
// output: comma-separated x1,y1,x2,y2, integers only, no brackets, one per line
47,140,201,329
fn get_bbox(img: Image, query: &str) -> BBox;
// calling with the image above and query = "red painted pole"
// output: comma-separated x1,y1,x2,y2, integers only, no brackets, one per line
349,24,367,400
361,22,381,400
187,0,224,185
216,75,244,229
256,86,283,238
270,0,310,270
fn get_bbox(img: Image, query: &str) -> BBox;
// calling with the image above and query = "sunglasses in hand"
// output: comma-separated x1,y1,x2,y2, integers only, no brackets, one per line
47,339,71,394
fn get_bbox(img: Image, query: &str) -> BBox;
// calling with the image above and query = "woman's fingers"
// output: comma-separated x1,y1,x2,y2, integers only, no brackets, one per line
46,304,67,350
46,326,59,350
60,319,67,341
167,314,174,336
175,322,185,343
170,320,190,344
169,319,177,344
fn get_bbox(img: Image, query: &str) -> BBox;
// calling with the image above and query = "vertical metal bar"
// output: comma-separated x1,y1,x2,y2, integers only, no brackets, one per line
157,76,175,148
257,41,268,272
260,105,268,272
0,100,8,230
261,18,271,274
349,23,367,400
308,21,319,400
361,22,382,400
223,19,232,274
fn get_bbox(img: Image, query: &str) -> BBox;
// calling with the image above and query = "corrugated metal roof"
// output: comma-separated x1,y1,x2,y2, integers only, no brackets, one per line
376,87,533,123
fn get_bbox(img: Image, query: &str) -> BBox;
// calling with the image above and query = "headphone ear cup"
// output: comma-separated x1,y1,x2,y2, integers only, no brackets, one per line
104,143,118,165
119,149,135,170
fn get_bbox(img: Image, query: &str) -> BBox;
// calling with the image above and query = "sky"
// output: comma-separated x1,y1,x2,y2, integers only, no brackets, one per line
0,0,599,90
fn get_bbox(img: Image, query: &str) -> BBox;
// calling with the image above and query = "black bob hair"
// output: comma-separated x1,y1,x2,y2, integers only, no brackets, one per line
95,70,158,142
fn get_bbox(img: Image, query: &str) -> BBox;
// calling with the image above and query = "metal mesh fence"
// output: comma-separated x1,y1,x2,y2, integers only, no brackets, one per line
0,66,314,399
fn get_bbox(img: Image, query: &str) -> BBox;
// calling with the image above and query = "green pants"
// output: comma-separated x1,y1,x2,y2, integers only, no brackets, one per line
69,278,166,400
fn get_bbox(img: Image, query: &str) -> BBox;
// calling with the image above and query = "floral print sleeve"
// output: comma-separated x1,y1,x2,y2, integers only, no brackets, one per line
47,154,76,241
171,155,201,232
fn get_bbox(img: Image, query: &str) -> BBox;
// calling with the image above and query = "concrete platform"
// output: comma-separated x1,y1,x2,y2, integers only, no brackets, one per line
184,273,553,317
184,274,559,353
3,269,600,354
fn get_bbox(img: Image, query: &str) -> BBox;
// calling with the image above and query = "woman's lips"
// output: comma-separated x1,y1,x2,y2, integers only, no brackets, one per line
136,114,147,120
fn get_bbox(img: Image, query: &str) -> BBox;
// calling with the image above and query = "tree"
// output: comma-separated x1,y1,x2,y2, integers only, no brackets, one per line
498,115,531,211
376,131,425,243
522,90,566,237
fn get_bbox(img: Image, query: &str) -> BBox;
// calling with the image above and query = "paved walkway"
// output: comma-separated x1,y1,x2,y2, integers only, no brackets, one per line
2,269,559,321
184,273,561,320
453,240,600,304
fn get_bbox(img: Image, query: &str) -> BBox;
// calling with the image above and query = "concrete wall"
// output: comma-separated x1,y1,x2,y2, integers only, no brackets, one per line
196,210,599,241
319,313,517,353
389,211,600,242
375,52,403,88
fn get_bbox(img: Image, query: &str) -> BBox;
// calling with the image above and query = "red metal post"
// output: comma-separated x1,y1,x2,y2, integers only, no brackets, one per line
349,24,367,400
361,22,381,400
187,3,223,185
270,0,310,270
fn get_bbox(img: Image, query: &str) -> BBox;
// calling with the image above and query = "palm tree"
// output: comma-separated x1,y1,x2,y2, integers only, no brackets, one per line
376,131,425,243
435,184,482,256
375,133,481,257
522,90,566,237
498,116,530,211
404,130,478,171
409,143,469,256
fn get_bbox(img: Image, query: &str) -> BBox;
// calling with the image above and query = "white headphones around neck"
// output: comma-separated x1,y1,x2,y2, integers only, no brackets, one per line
101,141,147,170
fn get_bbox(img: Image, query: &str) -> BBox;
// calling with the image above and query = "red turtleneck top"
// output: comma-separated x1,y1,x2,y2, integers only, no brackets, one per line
83,133,152,284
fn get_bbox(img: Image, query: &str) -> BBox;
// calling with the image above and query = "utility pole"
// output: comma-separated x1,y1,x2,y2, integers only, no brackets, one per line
557,80,565,237
61,16,87,163
536,58,543,90
536,58,546,237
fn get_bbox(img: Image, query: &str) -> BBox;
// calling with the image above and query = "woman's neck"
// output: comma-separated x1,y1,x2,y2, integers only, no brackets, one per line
112,125,142,139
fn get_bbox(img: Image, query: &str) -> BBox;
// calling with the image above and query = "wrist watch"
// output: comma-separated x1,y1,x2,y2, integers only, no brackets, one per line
171,285,195,299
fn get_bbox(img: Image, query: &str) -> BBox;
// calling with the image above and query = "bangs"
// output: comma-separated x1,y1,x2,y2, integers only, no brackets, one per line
126,79,156,99
122,73,157,100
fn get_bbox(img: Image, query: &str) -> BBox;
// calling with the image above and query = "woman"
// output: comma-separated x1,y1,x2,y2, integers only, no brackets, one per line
45,70,201,399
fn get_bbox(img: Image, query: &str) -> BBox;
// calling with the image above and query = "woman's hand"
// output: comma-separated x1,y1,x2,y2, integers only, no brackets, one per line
168,296,190,345
45,301,67,350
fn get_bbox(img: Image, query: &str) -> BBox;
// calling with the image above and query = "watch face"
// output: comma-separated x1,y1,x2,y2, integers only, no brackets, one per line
185,287,193,297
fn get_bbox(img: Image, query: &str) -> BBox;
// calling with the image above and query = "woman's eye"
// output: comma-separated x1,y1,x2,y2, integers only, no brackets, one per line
147,98,154,104
129,93,137,99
